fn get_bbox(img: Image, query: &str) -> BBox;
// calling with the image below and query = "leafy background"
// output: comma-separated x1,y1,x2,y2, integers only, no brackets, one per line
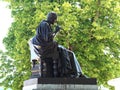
0,0,120,90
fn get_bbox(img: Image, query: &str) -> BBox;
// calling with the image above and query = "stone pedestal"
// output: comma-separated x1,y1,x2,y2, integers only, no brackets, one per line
23,78,98,90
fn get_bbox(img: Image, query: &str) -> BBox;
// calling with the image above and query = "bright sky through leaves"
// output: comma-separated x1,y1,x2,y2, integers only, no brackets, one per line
0,1,13,51
0,1,13,89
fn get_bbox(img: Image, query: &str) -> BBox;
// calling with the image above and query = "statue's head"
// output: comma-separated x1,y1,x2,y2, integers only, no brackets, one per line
47,11,57,24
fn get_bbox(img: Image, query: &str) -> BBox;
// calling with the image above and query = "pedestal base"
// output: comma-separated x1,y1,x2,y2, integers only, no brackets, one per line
23,78,98,90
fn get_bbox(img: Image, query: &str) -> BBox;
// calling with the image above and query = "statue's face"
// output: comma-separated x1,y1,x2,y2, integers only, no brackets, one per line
50,18,57,25
53,19,57,24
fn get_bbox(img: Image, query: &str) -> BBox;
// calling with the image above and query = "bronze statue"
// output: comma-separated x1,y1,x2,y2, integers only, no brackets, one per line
28,12,86,78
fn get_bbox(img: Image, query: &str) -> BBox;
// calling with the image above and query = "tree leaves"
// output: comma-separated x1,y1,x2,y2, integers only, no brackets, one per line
1,0,120,89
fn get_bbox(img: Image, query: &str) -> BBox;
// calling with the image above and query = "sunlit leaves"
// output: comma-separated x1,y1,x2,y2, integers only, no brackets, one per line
62,2,72,12
1,0,120,90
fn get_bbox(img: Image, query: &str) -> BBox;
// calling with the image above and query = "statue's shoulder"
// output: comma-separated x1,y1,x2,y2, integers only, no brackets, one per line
40,20,49,26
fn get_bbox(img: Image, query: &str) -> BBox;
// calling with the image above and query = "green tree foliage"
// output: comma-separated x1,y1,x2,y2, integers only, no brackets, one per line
1,0,120,89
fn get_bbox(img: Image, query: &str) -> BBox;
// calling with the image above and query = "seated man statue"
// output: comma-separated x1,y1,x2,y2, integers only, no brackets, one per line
28,12,85,78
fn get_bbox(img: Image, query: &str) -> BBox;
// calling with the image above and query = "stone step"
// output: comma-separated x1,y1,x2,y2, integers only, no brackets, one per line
23,78,98,90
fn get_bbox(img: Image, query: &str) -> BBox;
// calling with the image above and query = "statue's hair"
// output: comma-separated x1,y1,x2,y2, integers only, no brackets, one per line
47,11,57,24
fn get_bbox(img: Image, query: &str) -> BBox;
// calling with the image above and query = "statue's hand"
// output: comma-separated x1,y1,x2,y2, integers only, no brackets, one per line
55,25,61,33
